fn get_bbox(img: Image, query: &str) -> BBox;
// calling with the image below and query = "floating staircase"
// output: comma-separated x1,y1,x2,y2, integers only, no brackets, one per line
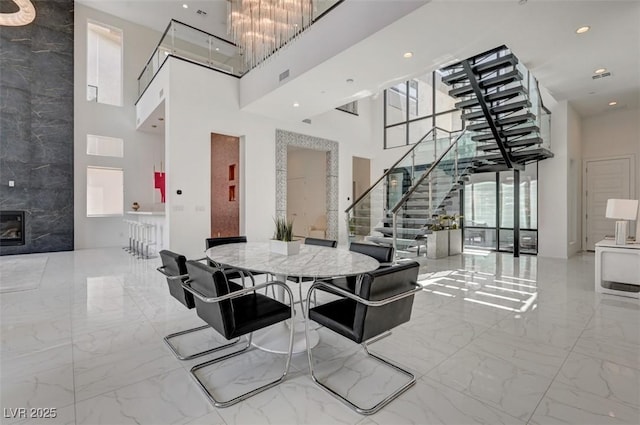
346,46,553,257
441,45,553,171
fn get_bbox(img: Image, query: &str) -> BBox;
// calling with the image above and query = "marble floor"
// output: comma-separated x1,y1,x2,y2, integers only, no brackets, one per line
1,248,639,425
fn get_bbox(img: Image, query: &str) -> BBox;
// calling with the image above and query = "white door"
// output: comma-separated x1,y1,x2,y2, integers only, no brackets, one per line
585,158,632,250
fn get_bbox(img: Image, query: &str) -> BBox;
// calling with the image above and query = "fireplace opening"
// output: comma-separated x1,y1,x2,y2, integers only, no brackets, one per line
0,211,25,246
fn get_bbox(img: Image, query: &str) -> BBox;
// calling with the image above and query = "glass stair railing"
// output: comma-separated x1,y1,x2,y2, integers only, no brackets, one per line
345,127,462,250
390,130,477,255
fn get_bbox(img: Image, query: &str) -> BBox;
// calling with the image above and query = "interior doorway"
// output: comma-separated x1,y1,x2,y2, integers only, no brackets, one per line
211,133,240,237
352,157,371,238
584,156,634,250
287,147,327,238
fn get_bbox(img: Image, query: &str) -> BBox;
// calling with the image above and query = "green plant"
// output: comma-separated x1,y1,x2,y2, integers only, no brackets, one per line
273,217,294,242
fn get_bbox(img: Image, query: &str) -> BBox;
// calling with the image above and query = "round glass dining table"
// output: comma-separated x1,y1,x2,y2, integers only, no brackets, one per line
206,242,380,354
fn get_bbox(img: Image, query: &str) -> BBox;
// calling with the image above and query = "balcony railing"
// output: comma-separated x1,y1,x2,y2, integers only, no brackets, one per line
137,2,343,102
137,20,245,100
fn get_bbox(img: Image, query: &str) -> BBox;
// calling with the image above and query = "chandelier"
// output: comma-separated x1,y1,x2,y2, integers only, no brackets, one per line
228,0,313,69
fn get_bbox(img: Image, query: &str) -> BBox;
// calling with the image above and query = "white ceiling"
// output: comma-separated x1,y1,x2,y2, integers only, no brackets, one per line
77,0,640,118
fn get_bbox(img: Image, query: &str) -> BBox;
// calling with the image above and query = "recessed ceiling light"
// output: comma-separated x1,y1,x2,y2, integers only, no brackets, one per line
608,101,618,106
403,52,413,59
293,102,300,107
158,117,164,121
152,124,157,128
182,4,188,9
594,68,607,74
575,26,590,34
215,47,220,51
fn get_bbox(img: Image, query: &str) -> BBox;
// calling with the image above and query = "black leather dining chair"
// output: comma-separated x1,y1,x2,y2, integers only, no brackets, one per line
157,250,241,360
305,261,421,415
183,260,295,408
323,242,395,294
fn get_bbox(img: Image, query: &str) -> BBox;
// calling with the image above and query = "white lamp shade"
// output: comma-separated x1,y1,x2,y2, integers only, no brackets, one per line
605,199,639,221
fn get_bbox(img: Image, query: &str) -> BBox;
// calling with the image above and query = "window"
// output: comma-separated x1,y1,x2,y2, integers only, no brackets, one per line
87,21,123,106
384,71,461,149
464,164,539,253
87,167,124,217
87,134,124,157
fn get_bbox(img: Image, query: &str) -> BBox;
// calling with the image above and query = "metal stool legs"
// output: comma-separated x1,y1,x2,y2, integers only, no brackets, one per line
164,324,242,361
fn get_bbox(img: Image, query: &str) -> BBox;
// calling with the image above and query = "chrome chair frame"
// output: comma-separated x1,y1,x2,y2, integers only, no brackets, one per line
304,281,422,415
183,279,295,408
157,265,242,360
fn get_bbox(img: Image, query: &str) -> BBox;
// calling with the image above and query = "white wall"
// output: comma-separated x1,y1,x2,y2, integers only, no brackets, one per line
538,100,576,259
74,4,164,249
159,58,383,258
566,104,583,257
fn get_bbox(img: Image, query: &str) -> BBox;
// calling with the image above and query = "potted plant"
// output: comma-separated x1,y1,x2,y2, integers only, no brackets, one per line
270,217,300,256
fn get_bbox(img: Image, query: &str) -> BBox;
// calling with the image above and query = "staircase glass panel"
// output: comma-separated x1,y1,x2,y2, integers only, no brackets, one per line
346,127,457,246
389,130,477,256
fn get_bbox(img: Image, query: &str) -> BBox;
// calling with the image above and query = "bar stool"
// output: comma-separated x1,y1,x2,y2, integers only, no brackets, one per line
133,221,144,258
123,220,135,253
142,222,157,259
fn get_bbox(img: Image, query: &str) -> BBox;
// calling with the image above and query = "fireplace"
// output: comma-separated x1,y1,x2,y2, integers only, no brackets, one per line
0,211,25,246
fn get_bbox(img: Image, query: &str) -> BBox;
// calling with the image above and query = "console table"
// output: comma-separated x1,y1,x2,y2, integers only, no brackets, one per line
595,239,640,299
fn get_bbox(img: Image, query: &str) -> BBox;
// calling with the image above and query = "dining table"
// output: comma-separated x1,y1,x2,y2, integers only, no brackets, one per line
205,241,380,354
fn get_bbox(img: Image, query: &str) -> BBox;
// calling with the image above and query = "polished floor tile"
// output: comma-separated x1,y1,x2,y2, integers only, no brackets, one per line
1,248,639,425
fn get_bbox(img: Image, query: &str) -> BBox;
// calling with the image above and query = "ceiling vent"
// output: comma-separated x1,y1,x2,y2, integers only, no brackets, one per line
302,118,311,124
279,69,290,82
197,10,207,15
592,72,612,80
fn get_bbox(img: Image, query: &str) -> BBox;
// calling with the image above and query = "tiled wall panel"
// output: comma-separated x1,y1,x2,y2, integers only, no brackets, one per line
0,0,74,255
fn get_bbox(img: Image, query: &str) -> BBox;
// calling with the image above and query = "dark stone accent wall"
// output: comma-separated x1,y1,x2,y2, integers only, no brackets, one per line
0,0,74,255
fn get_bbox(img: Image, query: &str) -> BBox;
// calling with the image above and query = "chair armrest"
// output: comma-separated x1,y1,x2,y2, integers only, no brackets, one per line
156,266,188,281
307,281,422,308
183,279,294,304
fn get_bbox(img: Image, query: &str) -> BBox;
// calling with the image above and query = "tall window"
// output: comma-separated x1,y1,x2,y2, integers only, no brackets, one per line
464,164,538,254
87,166,124,217
87,21,123,106
384,71,462,149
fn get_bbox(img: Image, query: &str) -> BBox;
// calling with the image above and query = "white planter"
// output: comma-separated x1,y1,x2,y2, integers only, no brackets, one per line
449,229,462,255
427,230,449,259
270,239,300,256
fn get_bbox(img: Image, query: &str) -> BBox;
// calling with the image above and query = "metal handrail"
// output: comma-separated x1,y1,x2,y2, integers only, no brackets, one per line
390,129,471,255
391,130,469,215
344,126,457,214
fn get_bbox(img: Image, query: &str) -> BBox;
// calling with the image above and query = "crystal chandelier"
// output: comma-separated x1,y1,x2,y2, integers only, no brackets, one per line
228,0,313,69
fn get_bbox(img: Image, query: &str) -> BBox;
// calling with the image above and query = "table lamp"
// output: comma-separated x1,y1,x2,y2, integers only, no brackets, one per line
605,199,639,245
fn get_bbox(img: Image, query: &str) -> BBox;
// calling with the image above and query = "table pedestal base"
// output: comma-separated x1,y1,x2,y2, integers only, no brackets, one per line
252,320,319,354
